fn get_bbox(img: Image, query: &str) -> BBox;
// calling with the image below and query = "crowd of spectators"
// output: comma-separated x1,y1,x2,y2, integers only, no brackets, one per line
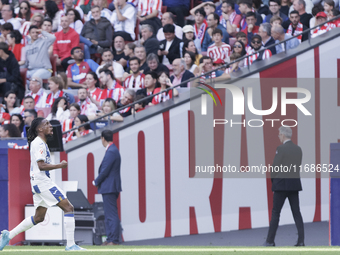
0,0,338,141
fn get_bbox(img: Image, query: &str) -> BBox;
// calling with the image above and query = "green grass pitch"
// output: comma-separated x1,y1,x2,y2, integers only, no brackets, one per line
1,246,340,254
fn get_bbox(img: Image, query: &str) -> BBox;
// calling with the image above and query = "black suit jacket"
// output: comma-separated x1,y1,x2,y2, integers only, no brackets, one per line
170,70,194,87
271,140,302,192
263,37,276,55
94,143,122,194
144,36,159,56
158,37,181,64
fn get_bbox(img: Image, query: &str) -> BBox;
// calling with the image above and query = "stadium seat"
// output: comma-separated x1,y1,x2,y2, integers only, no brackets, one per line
36,107,51,117
79,43,85,52
162,6,167,14
91,53,102,64
20,68,27,90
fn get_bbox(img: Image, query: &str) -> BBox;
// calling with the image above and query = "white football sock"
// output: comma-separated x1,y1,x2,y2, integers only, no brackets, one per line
64,213,75,247
9,216,35,239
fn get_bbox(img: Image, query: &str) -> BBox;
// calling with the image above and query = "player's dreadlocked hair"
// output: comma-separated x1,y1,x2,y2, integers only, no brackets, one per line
27,118,45,147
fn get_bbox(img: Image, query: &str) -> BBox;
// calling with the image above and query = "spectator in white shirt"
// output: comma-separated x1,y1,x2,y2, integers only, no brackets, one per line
46,96,71,122
111,0,136,41
95,48,125,82
0,5,21,30
157,12,183,41
86,0,112,21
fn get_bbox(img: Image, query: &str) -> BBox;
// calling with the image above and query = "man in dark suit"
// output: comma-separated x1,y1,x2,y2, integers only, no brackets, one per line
259,23,276,55
170,58,194,87
94,130,122,245
158,24,181,65
264,126,304,246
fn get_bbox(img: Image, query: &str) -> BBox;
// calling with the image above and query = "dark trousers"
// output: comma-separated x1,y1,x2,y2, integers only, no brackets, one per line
140,17,162,34
113,31,133,42
102,192,120,243
166,6,189,27
61,57,73,71
266,191,304,243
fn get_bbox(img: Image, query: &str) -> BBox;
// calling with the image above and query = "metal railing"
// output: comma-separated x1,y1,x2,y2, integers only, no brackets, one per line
62,15,340,136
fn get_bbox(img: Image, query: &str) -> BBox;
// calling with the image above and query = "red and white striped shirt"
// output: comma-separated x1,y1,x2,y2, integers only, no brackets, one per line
311,23,335,38
62,118,74,132
78,98,98,116
45,90,64,108
124,73,145,89
286,22,304,43
108,81,125,103
138,0,162,19
20,21,31,36
244,48,272,66
151,87,173,105
207,42,231,62
89,87,102,102
331,19,340,27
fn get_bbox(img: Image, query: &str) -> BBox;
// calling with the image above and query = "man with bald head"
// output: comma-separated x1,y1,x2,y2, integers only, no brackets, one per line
170,58,194,87
271,25,299,54
157,12,183,41
113,36,128,67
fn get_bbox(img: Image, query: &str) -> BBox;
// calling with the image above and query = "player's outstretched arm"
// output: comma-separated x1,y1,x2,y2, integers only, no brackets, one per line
37,160,68,171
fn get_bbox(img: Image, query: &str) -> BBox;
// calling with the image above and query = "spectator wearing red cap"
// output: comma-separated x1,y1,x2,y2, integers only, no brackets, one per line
207,28,231,63
311,12,335,38
213,58,226,72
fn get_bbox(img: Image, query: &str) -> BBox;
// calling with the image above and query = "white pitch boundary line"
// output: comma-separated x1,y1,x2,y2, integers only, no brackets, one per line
2,248,340,252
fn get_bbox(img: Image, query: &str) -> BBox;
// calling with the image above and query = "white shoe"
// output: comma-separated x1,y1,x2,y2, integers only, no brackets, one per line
65,244,87,251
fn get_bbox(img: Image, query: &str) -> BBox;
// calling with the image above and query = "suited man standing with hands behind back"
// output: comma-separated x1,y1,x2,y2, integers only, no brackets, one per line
264,126,304,247
93,130,122,246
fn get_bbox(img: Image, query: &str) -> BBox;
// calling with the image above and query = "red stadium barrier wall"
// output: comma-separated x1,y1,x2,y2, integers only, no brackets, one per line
8,149,32,245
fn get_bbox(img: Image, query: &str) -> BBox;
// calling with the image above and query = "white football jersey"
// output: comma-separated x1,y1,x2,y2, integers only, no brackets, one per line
30,136,54,193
